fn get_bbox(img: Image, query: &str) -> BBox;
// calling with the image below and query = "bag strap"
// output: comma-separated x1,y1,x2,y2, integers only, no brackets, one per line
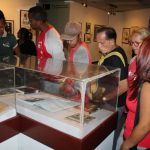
98,51,126,67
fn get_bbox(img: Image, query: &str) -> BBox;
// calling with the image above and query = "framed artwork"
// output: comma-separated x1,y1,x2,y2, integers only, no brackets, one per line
93,25,104,42
79,22,83,39
122,28,130,44
85,22,91,33
5,20,14,34
84,33,91,43
20,10,30,29
148,18,150,29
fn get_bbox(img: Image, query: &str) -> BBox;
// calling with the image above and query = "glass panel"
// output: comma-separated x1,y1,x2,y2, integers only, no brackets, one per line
15,58,120,138
0,63,16,122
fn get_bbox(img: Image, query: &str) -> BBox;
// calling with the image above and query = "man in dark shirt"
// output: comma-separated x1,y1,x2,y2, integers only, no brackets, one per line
96,27,128,150
0,10,20,65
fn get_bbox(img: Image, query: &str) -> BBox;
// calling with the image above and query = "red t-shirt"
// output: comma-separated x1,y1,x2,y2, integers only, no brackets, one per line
37,25,65,61
68,41,92,64
124,57,150,148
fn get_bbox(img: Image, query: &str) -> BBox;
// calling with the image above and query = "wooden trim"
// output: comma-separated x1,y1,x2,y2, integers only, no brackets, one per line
19,112,117,150
0,115,20,142
0,112,117,149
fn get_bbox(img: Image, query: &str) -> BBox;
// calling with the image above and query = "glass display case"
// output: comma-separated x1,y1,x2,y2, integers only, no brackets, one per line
0,63,16,122
15,58,120,139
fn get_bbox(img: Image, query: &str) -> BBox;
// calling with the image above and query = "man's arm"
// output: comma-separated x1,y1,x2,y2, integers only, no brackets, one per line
45,29,65,60
119,79,128,95
13,45,20,57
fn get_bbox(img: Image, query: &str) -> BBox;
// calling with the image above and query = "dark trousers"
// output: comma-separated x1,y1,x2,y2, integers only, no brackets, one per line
112,107,126,150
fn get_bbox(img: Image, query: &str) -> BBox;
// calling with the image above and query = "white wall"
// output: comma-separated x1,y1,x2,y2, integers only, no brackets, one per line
46,4,70,33
39,0,70,34
108,13,132,60
109,8,150,62
69,2,109,62
0,0,38,37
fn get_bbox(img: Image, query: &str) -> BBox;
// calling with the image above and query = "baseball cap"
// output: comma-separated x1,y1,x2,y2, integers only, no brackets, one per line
61,22,81,40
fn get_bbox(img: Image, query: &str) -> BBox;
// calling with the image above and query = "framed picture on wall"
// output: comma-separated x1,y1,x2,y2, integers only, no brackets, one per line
85,22,91,33
93,25,104,42
5,20,14,34
122,28,130,44
79,22,83,39
148,18,150,29
84,33,91,43
20,10,30,29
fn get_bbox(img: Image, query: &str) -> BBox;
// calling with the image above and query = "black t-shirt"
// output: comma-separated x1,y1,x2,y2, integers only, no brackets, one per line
102,46,128,107
19,40,37,56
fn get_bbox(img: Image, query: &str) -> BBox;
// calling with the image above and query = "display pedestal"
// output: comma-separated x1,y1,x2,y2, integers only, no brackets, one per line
21,111,117,150
0,115,20,143
0,112,117,150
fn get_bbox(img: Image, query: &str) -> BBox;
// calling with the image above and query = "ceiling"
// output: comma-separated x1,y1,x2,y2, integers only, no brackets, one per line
40,0,150,12
72,0,150,12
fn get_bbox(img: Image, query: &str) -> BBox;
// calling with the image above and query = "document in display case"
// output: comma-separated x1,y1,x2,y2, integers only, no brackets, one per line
0,63,16,122
15,58,120,139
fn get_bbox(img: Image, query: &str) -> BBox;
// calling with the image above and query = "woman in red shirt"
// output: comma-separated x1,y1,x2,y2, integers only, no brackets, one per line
122,30,150,149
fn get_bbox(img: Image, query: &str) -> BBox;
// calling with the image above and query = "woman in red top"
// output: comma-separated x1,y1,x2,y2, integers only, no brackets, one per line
121,31,150,149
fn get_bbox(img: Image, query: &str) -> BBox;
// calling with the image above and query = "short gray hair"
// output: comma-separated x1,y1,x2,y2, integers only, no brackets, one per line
133,27,150,40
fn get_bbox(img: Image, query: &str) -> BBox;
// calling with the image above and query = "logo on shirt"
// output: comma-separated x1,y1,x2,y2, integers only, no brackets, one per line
3,42,10,48
38,41,42,49
128,71,136,80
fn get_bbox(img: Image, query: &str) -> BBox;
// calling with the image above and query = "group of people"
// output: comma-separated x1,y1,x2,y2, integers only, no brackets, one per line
0,5,150,150
0,10,37,65
96,27,150,150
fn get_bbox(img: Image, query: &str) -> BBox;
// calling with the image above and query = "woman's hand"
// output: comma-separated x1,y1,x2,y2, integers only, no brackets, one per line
120,141,130,150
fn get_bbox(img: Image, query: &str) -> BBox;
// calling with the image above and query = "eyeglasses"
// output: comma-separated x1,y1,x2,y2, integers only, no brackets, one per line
129,41,142,47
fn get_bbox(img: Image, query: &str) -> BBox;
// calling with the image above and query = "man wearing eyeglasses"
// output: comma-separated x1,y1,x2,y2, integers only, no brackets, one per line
96,27,128,150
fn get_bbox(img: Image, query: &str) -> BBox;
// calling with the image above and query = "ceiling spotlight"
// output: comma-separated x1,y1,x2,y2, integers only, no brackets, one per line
82,0,87,7
107,11,110,15
82,3,87,7
106,4,117,15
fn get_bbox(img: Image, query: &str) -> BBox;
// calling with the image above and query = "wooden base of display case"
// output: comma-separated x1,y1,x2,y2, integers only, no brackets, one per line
0,115,20,142
19,112,118,150
0,112,117,149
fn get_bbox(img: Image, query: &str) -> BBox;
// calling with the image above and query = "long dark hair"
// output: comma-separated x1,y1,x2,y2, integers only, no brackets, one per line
0,10,6,23
18,28,32,41
131,36,150,99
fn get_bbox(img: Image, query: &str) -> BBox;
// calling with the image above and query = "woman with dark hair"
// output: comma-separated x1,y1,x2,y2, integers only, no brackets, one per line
17,28,36,56
0,10,20,65
121,36,150,150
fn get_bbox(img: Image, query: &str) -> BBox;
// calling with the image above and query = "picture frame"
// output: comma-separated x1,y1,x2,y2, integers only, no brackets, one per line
84,33,92,43
148,18,150,29
85,22,91,33
20,10,30,29
5,20,14,34
122,28,130,44
79,22,82,39
93,25,104,42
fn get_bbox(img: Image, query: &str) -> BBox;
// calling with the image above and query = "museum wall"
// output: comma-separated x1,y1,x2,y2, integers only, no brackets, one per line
0,0,38,37
121,8,150,61
69,2,109,62
70,2,150,62
1,1,150,62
